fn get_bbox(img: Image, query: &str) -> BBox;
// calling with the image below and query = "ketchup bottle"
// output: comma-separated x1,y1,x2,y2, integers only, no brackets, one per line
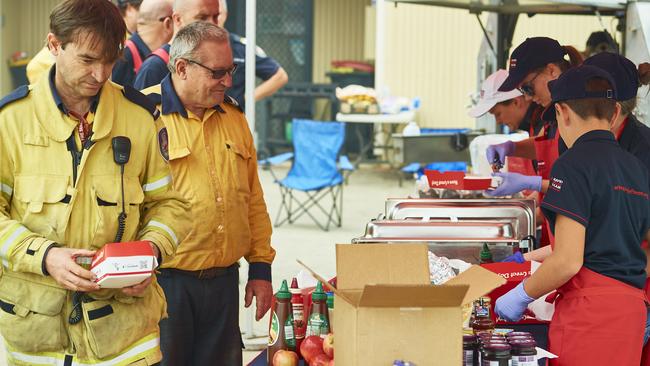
289,277,306,355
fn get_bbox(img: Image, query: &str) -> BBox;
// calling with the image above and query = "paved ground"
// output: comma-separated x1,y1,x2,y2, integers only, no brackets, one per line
0,164,414,365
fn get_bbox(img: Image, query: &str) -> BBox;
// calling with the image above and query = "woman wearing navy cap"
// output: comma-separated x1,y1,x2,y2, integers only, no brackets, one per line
495,65,650,365
486,37,583,248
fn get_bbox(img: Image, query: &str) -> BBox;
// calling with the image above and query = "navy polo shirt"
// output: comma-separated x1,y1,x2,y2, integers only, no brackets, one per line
541,130,650,289
158,74,227,117
619,114,650,178
112,32,151,87
134,44,171,90
49,66,99,114
230,33,280,109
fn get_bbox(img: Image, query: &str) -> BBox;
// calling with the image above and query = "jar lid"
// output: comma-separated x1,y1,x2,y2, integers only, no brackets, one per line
463,335,477,342
507,331,532,337
509,339,537,348
485,343,512,354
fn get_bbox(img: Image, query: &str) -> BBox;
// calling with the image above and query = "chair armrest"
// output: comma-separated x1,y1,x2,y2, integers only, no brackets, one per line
338,155,355,171
259,152,294,166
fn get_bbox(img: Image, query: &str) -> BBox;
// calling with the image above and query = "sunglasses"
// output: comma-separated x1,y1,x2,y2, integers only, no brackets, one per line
517,72,541,97
184,59,237,80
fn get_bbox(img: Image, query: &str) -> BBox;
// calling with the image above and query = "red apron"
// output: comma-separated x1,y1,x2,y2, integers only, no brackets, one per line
548,267,647,366
534,124,560,247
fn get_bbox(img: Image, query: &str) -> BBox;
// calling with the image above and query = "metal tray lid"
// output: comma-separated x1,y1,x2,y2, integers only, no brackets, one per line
357,219,521,242
384,199,535,238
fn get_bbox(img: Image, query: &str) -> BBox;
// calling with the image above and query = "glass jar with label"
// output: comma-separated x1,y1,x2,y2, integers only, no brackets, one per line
482,344,512,366
510,339,537,366
463,335,478,366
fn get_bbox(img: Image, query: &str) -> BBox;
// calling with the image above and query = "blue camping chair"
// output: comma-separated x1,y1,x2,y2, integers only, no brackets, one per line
260,119,354,231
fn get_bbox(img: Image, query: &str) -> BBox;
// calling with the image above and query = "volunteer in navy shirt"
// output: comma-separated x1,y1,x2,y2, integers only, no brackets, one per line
134,43,170,90
495,65,650,366
112,31,151,87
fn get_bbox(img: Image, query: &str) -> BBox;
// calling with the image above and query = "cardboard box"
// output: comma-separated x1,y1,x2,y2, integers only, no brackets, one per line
91,241,157,288
300,244,505,366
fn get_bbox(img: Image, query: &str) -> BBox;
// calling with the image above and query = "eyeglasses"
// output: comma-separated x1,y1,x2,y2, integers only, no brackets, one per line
184,59,237,80
158,15,172,22
517,72,541,97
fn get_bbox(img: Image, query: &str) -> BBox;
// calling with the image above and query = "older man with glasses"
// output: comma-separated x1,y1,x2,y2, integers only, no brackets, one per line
142,21,275,366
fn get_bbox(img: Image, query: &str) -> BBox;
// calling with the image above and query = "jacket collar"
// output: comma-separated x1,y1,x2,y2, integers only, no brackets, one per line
33,66,116,142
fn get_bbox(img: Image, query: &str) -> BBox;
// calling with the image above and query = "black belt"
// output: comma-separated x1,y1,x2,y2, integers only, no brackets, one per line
161,264,238,280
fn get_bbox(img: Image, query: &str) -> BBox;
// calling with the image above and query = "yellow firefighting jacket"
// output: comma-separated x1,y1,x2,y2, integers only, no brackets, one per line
0,69,190,365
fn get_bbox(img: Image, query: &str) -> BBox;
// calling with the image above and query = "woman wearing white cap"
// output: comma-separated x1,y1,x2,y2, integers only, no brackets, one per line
469,69,544,141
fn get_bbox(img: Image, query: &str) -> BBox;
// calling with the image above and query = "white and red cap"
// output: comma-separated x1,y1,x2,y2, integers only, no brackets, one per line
468,69,523,118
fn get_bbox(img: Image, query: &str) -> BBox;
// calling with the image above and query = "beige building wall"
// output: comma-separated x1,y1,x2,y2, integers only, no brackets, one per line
381,4,616,129
0,0,59,95
312,0,369,83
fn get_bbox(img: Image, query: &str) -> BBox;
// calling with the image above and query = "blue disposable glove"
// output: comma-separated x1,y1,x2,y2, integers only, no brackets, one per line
485,172,542,197
501,251,525,263
495,282,535,322
486,140,515,167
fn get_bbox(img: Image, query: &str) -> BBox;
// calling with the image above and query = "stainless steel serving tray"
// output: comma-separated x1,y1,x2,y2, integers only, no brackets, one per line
384,199,535,239
356,219,519,242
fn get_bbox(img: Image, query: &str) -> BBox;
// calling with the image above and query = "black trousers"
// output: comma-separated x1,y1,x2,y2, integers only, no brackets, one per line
158,266,243,366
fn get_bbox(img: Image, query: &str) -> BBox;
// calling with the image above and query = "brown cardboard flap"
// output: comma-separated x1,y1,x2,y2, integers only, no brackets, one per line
357,284,470,307
445,265,506,305
295,259,353,303
336,244,430,290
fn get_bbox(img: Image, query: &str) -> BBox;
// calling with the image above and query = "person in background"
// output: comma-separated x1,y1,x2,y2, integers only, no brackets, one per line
134,0,219,90
495,65,649,366
217,0,288,109
116,0,143,36
112,0,174,87
582,30,618,58
0,0,190,364
485,37,583,247
468,69,543,136
142,22,275,366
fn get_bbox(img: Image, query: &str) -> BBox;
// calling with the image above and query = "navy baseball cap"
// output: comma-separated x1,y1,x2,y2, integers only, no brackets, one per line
542,65,617,121
584,52,639,100
499,37,568,92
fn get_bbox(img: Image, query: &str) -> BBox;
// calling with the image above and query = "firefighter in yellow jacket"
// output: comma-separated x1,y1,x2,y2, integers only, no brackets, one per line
0,1,190,365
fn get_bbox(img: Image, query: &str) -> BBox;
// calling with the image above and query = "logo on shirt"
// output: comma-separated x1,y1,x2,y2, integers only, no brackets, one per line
614,185,649,200
550,177,563,192
158,128,169,162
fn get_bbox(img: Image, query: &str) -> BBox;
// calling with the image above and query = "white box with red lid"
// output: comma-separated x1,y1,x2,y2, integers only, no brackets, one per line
91,241,157,288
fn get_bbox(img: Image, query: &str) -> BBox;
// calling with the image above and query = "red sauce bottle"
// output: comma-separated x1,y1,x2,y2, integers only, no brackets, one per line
289,277,306,355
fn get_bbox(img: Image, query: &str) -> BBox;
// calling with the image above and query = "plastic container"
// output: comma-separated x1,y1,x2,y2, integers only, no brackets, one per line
403,121,421,136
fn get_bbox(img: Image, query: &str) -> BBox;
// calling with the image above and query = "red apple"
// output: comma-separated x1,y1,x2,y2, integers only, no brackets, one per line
300,335,324,363
322,333,334,358
310,353,332,366
272,350,299,366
